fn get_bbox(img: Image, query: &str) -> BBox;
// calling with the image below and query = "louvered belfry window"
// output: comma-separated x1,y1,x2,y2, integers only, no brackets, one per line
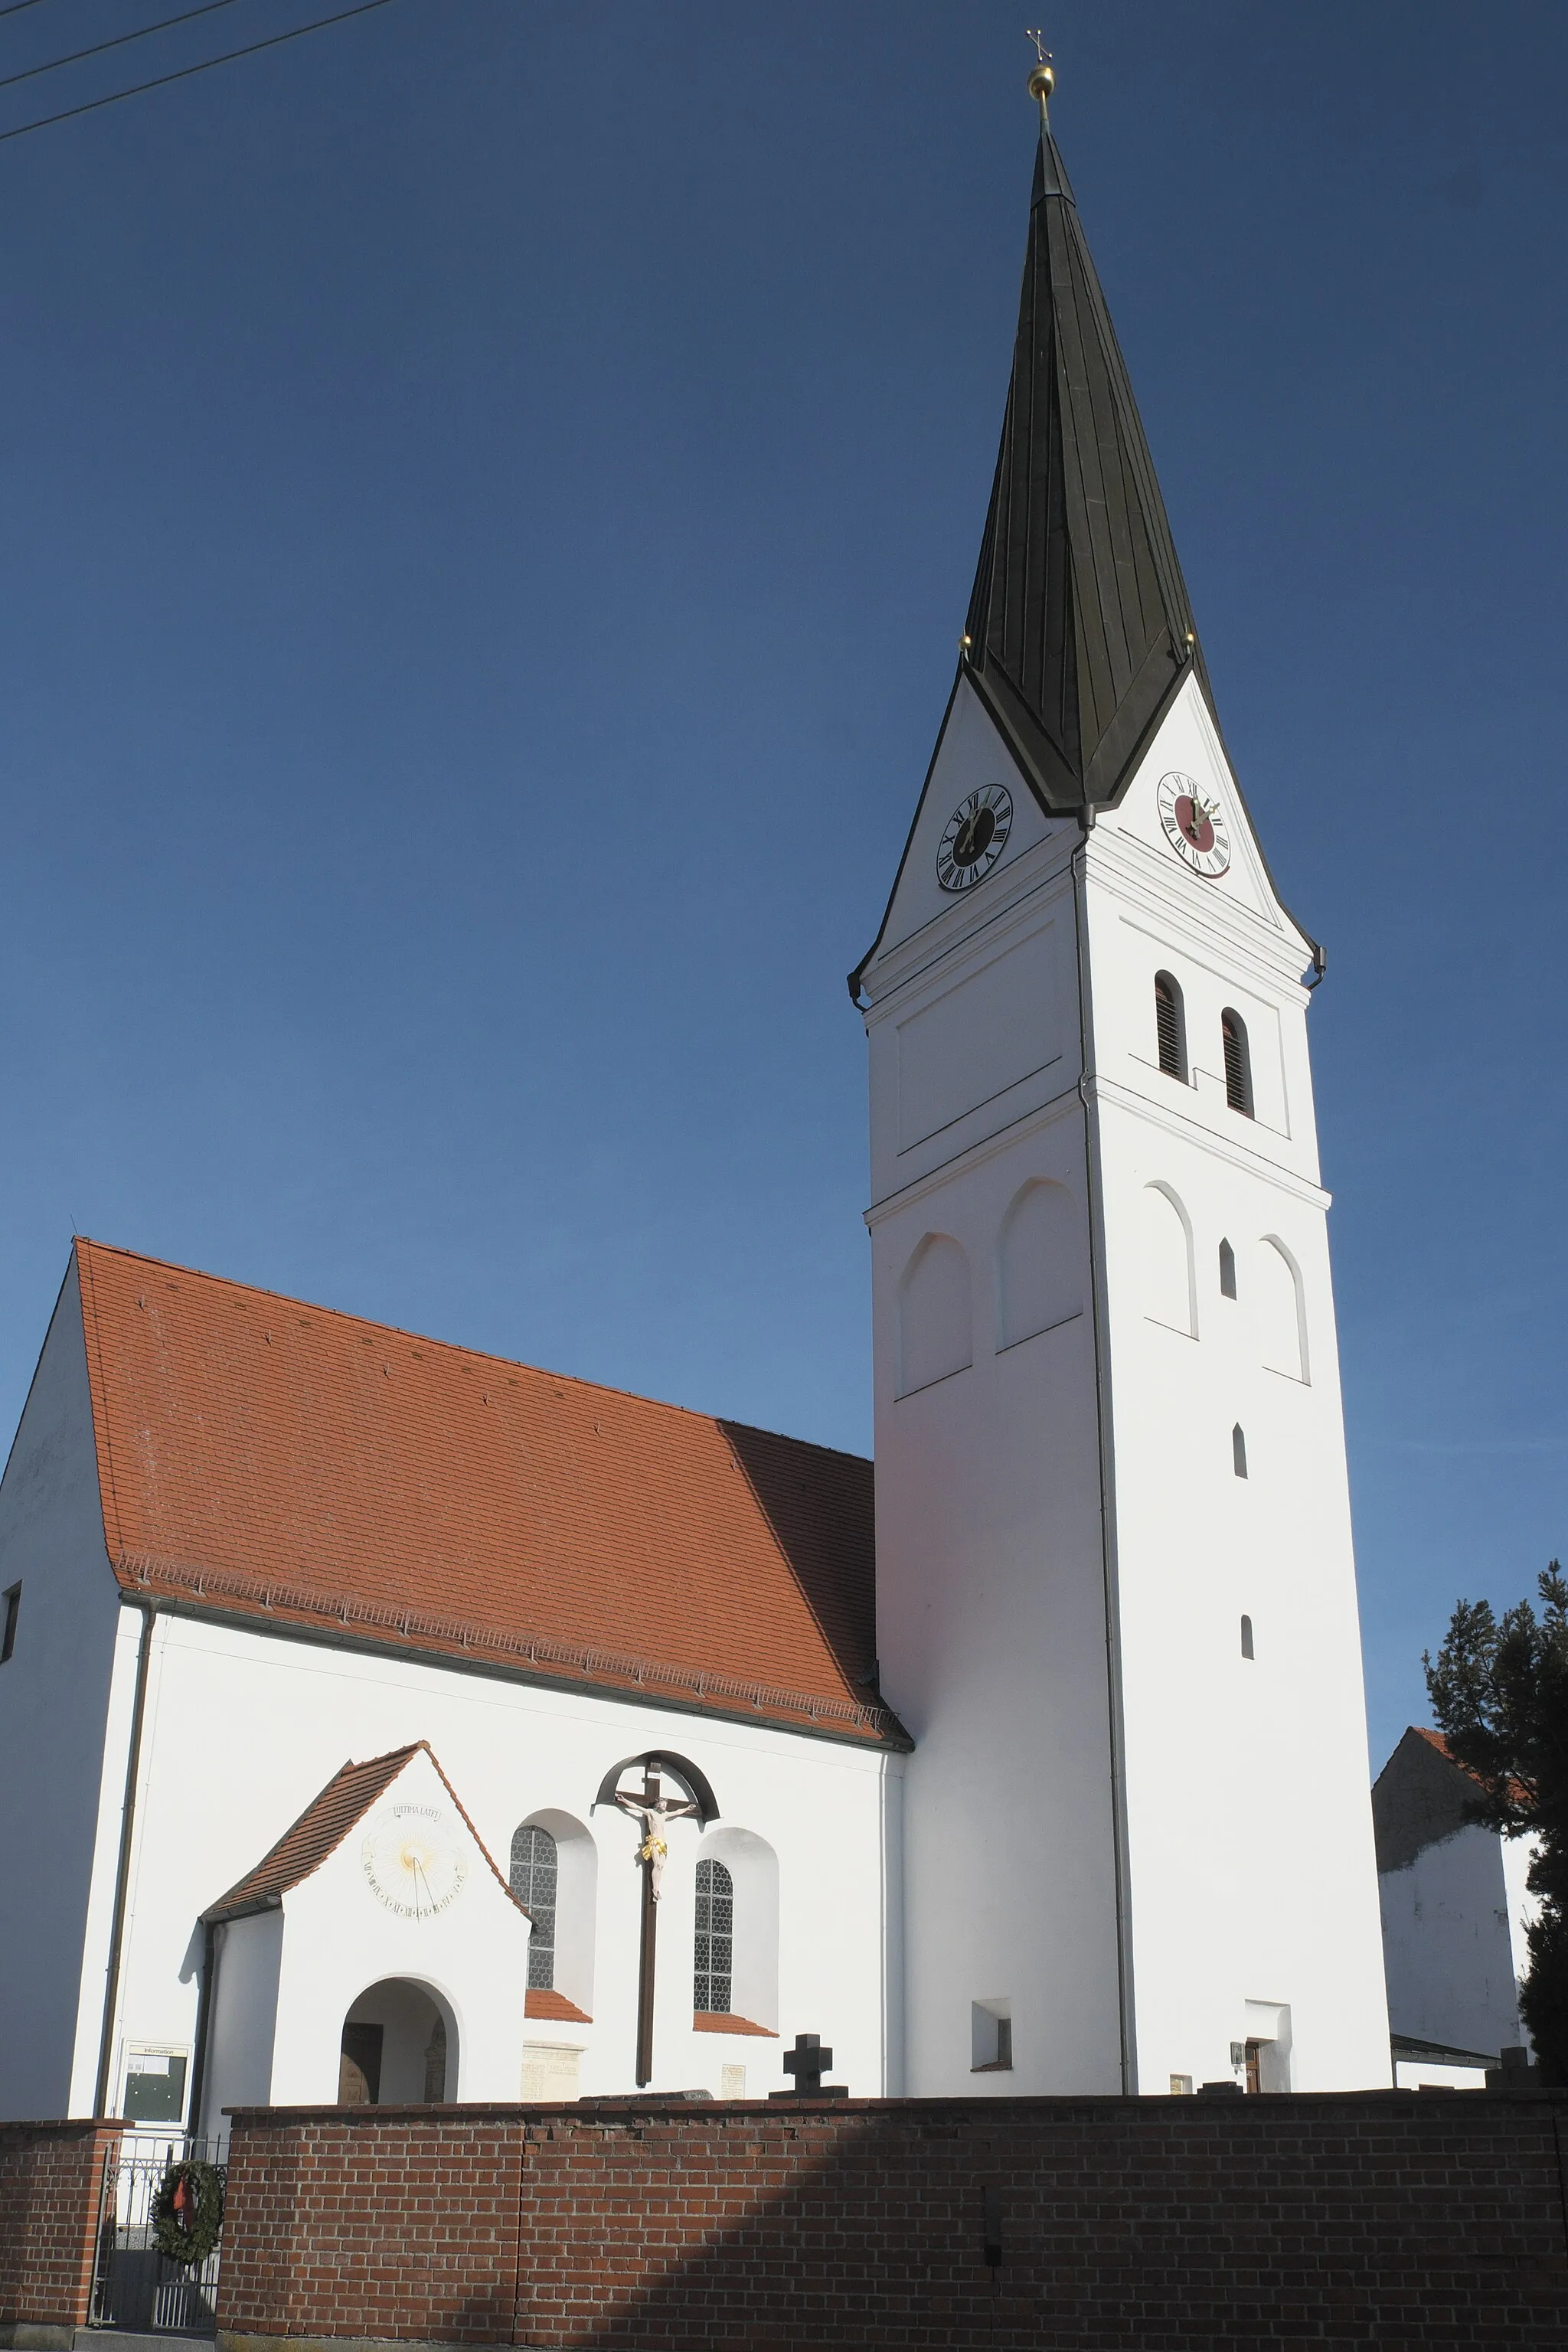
1154,973,1186,1081
1221,1010,1253,1116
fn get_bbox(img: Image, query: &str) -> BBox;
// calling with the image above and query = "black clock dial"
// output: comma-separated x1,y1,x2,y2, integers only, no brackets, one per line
937,785,1013,893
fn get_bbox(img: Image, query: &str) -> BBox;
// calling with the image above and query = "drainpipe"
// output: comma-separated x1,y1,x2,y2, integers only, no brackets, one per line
1071,812,1135,2096
187,1919,218,2146
93,1600,158,2117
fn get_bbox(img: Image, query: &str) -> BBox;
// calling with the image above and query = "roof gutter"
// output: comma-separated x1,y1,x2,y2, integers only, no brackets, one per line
93,1597,158,2117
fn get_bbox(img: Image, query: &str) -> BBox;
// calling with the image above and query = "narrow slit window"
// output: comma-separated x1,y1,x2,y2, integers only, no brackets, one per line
0,1585,18,1664
1240,1614,1255,1660
694,1855,733,2016
1220,1010,1253,1116
1154,972,1187,1081
1218,1239,1236,1298
1232,1424,1248,1478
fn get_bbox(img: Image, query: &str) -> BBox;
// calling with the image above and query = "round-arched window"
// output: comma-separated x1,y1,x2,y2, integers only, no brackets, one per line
511,1824,558,1991
694,1856,733,2016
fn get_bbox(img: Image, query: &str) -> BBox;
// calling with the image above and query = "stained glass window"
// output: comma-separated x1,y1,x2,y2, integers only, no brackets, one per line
511,1823,558,1991
694,1855,733,2014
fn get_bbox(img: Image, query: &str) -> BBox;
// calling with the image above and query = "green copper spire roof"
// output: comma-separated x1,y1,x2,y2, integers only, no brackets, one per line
961,112,1210,813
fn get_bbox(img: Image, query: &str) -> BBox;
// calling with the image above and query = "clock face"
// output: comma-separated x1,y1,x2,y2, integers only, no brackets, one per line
937,785,1012,893
361,1804,469,1919
1156,772,1232,878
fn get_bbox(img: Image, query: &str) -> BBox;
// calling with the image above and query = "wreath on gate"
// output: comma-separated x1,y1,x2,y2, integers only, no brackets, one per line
152,2160,225,2266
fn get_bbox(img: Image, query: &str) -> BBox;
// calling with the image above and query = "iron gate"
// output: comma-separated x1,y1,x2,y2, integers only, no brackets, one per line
90,2139,227,2337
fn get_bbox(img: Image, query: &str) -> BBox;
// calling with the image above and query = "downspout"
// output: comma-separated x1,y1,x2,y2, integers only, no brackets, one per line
187,1919,218,2145
1070,812,1135,2095
93,1599,158,2117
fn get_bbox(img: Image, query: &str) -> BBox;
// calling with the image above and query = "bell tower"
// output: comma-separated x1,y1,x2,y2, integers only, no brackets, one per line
854,59,1390,2097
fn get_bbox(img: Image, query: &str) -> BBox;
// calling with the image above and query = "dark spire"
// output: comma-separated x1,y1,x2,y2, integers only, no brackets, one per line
962,82,1209,815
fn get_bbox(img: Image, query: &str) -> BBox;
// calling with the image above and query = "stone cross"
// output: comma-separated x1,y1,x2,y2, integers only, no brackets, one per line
782,2034,832,2092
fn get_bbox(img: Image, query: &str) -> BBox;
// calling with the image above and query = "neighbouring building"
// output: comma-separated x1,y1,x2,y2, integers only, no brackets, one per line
1374,1725,1538,2088
0,68,1393,2128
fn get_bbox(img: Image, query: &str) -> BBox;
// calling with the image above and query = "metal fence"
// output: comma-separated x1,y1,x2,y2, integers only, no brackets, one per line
90,2138,227,2337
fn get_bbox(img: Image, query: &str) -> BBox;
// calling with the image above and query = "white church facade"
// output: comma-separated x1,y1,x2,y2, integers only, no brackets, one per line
0,77,1393,2127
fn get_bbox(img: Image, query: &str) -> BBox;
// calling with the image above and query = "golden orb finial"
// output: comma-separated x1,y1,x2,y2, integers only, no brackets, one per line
1025,30,1054,109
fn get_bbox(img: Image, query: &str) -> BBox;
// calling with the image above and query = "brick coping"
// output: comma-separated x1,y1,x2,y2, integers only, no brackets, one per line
220,2086,1568,2124
0,2120,122,2137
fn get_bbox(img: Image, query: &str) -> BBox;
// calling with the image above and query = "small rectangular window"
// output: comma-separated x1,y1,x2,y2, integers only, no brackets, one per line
972,2001,1013,2070
0,1584,19,1664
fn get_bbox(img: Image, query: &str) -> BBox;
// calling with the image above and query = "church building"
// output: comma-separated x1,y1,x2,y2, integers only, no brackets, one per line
0,68,1391,2128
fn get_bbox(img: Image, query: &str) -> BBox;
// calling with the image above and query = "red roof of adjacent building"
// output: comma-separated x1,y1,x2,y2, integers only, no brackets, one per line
74,1239,897,1746
203,1740,521,1923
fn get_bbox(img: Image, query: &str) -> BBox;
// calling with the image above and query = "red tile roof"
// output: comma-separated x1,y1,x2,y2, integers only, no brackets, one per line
1410,1725,1526,1808
75,1240,898,1745
202,1740,522,1923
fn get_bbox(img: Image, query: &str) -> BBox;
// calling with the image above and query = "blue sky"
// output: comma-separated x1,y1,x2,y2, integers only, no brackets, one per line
1,1,1563,1769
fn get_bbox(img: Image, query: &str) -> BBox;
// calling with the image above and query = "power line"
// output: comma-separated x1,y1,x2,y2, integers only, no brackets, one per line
0,1,63,21
1,0,250,97
0,0,401,145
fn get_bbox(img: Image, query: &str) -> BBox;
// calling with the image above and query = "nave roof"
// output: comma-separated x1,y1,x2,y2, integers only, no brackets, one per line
71,1238,897,1747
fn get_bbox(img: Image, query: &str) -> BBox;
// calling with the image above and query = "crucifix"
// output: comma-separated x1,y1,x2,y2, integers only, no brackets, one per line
613,1761,699,2087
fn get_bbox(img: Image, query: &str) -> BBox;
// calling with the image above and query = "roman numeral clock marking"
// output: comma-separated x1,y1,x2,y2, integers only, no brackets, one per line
936,785,1012,893
1156,771,1232,879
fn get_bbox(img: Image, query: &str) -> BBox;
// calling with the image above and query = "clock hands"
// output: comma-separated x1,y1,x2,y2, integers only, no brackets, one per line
936,785,1012,894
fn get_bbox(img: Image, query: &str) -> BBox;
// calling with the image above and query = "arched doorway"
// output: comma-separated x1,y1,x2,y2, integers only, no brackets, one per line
338,1979,457,2105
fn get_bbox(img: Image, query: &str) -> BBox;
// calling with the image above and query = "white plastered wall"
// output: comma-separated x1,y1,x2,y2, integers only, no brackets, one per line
215,1746,532,2111
864,683,1122,2096
1379,1823,1539,2060
96,1606,900,2116
0,1263,128,2122
1087,676,1389,2092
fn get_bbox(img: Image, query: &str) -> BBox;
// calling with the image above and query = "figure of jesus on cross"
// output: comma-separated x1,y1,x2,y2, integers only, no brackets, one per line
614,1767,698,1903
613,1761,699,2084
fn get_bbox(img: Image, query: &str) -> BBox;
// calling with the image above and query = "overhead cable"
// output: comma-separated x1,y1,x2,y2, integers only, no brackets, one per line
0,0,400,145
0,0,250,97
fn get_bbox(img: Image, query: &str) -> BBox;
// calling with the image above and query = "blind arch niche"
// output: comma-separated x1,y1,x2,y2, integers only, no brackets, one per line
1256,1236,1309,1383
898,1233,973,1396
998,1179,1081,1349
1142,1182,1196,1338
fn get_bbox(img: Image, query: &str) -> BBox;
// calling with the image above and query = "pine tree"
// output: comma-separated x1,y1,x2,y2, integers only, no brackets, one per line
1424,1563,1568,2083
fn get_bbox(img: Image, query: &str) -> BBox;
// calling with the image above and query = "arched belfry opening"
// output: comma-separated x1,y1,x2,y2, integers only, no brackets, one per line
338,1978,456,2105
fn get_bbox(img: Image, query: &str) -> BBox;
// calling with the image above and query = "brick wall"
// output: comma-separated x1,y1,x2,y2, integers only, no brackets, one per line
216,2092,1568,2350
0,2119,120,2337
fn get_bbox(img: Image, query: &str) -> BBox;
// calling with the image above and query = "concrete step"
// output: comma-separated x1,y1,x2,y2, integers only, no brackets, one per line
75,2334,214,2352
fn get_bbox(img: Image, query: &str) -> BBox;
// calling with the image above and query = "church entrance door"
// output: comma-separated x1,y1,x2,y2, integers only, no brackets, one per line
338,1980,456,2105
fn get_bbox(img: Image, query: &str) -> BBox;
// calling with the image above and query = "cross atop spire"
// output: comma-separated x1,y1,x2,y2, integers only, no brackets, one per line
1024,29,1054,115
960,62,1210,816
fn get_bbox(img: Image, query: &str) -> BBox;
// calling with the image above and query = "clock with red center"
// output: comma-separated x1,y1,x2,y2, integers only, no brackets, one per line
1156,771,1231,877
